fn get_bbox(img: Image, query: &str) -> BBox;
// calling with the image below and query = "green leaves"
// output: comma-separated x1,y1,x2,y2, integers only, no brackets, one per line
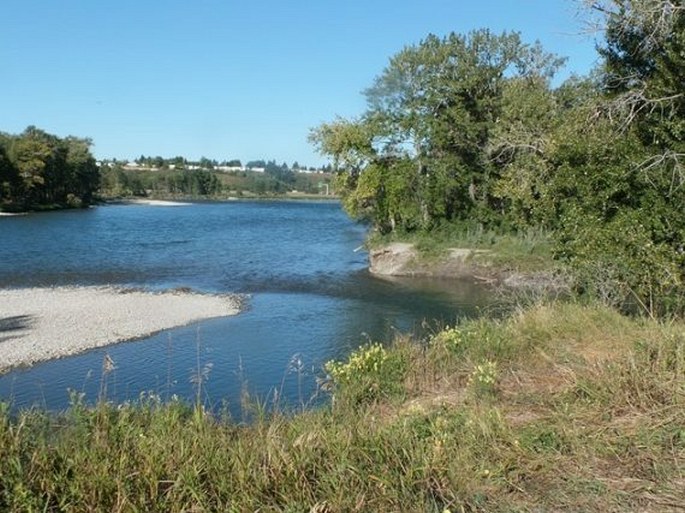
0,127,99,209
312,29,565,233
325,342,408,406
311,8,684,316
308,118,376,175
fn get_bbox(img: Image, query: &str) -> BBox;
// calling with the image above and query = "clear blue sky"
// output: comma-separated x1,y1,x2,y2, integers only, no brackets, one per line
1,0,599,167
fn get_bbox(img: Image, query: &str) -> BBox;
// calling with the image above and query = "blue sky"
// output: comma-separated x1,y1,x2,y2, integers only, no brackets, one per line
1,0,600,167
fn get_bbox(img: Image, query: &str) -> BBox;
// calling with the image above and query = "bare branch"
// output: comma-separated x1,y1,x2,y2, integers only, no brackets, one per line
580,0,684,52
587,84,684,132
635,150,685,196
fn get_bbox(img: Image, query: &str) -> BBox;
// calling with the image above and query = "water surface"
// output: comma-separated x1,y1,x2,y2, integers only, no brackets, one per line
0,201,491,415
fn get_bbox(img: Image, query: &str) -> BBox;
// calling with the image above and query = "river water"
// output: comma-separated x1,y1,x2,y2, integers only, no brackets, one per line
0,201,491,415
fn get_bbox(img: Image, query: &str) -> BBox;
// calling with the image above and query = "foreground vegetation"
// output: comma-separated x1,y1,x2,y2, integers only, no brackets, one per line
1,302,683,512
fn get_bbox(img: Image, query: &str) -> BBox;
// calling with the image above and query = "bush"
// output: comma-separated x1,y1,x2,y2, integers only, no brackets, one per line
324,342,408,406
556,210,685,317
468,360,499,398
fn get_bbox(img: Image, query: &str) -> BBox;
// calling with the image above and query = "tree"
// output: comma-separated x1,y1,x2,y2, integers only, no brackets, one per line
546,1,685,315
9,127,56,204
199,157,215,170
246,160,266,169
0,127,100,209
0,142,18,201
172,156,186,170
64,137,99,205
265,159,295,185
312,29,564,232
488,74,566,229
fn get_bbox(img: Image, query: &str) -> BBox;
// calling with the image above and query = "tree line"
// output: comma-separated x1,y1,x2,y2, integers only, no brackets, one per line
99,162,334,198
311,0,684,316
0,129,334,207
0,126,99,209
99,166,222,197
128,155,326,173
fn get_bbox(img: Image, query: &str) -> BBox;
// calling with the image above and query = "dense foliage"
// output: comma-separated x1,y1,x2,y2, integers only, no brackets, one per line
0,126,99,210
100,166,222,197
311,2,685,316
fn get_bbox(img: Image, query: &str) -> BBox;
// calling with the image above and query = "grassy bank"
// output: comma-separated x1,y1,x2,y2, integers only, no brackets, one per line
368,226,556,274
1,302,683,512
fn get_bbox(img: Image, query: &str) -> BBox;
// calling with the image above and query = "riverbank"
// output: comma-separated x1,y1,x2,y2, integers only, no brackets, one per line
98,193,340,205
1,301,682,511
369,241,569,293
0,286,241,373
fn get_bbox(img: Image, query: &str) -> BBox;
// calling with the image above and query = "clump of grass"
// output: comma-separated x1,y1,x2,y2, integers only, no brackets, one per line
430,325,463,354
0,302,683,512
468,360,499,398
324,341,409,407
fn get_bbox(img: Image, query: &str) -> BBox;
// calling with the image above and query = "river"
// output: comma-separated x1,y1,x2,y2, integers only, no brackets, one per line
0,200,492,415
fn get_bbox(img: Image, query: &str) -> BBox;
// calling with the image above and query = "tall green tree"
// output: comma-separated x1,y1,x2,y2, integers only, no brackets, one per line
312,29,564,233
64,137,99,205
0,126,100,209
9,127,56,204
0,139,19,201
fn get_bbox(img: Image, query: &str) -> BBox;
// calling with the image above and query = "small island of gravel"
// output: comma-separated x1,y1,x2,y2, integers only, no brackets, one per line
0,286,242,373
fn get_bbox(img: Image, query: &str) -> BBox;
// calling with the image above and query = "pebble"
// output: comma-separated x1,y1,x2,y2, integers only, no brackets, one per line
0,286,241,372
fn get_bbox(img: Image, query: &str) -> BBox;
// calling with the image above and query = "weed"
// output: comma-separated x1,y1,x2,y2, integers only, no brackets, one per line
325,342,408,407
468,360,499,398
430,325,463,355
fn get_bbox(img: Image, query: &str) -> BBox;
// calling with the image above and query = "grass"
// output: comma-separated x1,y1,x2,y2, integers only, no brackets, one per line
368,224,556,273
1,302,684,512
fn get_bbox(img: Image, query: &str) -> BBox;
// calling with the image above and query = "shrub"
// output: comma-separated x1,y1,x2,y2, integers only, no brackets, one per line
430,326,464,355
468,360,499,398
324,342,408,406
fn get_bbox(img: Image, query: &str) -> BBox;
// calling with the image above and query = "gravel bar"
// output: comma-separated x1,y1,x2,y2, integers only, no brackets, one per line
0,286,241,372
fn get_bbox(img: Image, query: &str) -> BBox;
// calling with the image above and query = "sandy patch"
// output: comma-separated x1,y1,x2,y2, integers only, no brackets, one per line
368,243,418,276
125,199,192,206
0,286,241,372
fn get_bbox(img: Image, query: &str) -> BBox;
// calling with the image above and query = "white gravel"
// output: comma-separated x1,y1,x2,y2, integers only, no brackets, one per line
0,286,241,372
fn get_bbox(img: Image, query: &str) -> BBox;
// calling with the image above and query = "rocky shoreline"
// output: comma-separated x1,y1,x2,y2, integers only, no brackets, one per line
0,286,241,373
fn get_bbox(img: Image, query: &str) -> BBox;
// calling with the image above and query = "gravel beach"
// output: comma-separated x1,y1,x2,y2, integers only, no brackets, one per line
0,286,241,372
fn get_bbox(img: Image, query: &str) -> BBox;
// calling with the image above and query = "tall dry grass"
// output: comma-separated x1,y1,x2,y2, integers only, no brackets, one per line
1,302,683,512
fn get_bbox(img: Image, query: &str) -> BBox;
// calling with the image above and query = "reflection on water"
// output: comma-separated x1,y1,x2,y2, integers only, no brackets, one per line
0,201,493,414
